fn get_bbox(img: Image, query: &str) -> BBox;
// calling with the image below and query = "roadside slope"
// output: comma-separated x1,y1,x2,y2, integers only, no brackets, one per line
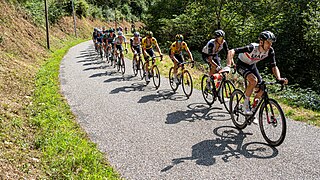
0,0,119,178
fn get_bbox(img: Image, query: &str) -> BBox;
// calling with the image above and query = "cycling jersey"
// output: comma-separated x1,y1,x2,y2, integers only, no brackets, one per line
202,38,229,55
130,37,142,47
96,36,103,43
235,43,276,66
114,35,126,45
142,37,158,50
92,31,98,40
107,33,116,44
170,41,189,55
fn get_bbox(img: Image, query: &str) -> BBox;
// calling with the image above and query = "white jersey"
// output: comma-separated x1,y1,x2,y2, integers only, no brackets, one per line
202,39,226,54
114,35,126,45
238,43,271,65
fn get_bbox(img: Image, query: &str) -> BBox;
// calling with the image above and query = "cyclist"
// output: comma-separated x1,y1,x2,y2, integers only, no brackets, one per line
226,30,288,115
130,32,142,70
169,34,195,84
202,30,229,79
95,30,103,55
101,26,109,55
106,28,116,60
113,31,127,63
92,28,98,51
141,31,163,82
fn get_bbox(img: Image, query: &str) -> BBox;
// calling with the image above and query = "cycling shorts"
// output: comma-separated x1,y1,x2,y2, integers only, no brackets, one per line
202,52,221,67
236,59,262,83
132,45,141,54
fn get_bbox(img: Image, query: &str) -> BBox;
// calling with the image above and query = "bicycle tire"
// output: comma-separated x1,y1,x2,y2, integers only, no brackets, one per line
169,67,179,92
230,89,247,129
121,57,125,74
133,59,138,76
182,70,193,98
201,74,215,105
152,65,161,89
259,99,286,146
116,56,121,72
221,80,236,113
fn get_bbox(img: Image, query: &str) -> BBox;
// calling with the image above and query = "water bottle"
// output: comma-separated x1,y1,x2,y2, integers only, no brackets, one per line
252,98,259,112
213,73,222,88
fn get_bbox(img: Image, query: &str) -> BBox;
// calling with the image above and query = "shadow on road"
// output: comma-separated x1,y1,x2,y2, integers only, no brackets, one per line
110,83,147,94
138,89,188,103
165,103,229,124
161,126,279,172
83,65,108,71
89,71,118,78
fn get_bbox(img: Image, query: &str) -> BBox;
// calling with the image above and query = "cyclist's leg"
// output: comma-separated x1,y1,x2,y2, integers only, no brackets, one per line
236,60,258,114
174,54,184,78
210,57,221,76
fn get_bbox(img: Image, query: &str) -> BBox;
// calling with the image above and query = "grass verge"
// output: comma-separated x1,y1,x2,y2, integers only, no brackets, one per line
29,38,120,179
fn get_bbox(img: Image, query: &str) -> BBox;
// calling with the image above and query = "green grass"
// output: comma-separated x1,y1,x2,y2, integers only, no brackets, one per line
29,38,120,179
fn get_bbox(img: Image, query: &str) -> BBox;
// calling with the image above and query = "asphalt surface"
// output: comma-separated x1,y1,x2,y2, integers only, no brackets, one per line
60,41,320,180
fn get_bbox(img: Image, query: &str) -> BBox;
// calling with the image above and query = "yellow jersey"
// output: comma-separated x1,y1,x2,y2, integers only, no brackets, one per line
142,37,158,50
170,41,189,54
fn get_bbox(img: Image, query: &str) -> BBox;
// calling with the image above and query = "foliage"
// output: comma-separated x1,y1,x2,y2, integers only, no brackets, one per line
75,0,89,18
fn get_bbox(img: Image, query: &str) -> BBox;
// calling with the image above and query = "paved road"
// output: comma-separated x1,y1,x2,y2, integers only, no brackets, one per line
60,41,320,180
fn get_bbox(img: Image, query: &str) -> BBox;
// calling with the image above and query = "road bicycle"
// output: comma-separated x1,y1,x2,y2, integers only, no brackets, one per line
143,55,162,89
115,49,127,75
201,67,235,112
168,60,194,98
229,81,286,146
132,51,144,79
96,42,103,59
105,44,113,64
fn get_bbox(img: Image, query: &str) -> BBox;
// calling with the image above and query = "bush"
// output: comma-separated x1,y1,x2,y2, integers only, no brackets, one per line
75,0,89,18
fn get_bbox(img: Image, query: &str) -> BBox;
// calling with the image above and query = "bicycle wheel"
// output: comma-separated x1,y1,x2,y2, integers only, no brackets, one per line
182,70,193,98
116,57,121,72
259,99,286,146
201,74,215,105
230,89,247,129
152,65,161,89
132,59,138,76
138,60,144,79
100,47,103,59
169,67,178,92
221,80,236,113
120,57,125,74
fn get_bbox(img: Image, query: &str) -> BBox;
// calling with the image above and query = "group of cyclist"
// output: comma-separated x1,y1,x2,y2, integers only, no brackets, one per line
92,26,288,115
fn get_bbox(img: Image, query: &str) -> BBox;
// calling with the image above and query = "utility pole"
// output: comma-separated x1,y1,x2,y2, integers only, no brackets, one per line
114,7,117,30
44,0,50,49
71,0,77,37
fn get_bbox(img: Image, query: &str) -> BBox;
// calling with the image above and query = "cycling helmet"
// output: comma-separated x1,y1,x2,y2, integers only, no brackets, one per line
109,28,114,33
259,31,276,42
134,32,140,37
118,31,123,36
146,31,153,37
214,29,225,38
175,34,184,41
94,27,98,32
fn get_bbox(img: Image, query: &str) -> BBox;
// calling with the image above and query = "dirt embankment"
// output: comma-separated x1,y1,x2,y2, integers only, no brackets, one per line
0,0,139,178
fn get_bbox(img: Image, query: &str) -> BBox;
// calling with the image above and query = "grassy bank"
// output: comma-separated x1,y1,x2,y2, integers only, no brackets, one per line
29,38,120,179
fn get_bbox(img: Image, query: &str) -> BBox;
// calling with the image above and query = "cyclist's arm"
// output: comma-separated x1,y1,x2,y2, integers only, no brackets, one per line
227,44,254,66
184,44,194,62
223,41,230,53
130,39,135,53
